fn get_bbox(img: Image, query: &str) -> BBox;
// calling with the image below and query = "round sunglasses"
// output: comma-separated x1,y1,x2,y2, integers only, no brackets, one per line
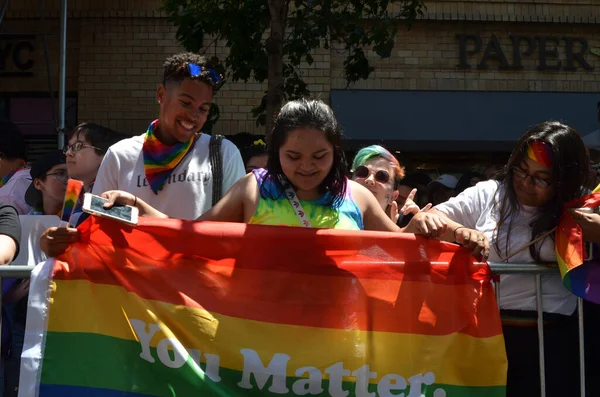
353,165,391,184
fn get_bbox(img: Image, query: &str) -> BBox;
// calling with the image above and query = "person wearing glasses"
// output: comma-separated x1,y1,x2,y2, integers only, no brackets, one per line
349,145,428,224
411,121,593,397
91,52,245,220
63,122,127,194
38,123,128,256
5,150,67,395
23,151,68,216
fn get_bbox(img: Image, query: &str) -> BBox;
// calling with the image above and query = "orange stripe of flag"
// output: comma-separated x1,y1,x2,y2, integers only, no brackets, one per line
52,260,500,337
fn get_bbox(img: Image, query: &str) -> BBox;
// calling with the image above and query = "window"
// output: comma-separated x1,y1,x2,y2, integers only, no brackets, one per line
9,97,77,136
1,94,78,161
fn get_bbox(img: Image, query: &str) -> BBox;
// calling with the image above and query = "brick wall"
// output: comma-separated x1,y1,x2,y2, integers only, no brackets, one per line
330,21,600,92
77,17,182,134
2,0,600,137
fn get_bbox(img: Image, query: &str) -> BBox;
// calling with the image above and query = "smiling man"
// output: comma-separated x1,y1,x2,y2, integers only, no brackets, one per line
92,53,245,220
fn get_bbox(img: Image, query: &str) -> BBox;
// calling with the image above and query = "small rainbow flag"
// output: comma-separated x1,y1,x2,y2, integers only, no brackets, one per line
60,179,84,226
556,183,600,303
19,217,507,397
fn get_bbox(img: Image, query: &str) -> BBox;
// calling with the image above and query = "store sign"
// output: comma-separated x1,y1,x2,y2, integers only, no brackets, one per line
456,34,595,71
0,34,35,77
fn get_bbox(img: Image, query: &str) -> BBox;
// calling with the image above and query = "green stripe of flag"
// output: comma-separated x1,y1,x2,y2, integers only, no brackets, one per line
41,332,505,397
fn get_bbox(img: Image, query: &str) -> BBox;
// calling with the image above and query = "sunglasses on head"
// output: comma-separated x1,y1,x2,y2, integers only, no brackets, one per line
353,165,391,184
188,63,225,91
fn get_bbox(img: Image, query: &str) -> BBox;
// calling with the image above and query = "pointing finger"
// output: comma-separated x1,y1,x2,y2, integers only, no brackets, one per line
407,188,417,202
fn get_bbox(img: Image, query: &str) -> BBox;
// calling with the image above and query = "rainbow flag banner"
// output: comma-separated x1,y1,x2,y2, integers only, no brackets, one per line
556,185,600,303
20,217,507,397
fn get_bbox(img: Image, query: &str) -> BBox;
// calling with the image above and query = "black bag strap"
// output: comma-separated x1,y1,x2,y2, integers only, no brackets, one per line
209,134,224,206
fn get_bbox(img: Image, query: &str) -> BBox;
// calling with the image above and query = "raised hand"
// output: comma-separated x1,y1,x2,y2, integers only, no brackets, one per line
400,188,433,215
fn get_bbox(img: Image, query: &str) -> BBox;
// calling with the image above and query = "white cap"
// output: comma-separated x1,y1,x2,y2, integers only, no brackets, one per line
429,174,458,189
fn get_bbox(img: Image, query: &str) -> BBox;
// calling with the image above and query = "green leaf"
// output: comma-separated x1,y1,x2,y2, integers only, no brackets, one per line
163,0,425,127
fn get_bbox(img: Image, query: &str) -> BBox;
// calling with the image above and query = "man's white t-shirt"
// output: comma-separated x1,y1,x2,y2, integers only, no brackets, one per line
435,180,576,316
92,133,245,220
0,168,33,215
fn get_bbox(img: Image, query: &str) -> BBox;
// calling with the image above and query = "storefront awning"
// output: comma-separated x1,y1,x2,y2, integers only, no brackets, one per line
331,90,599,152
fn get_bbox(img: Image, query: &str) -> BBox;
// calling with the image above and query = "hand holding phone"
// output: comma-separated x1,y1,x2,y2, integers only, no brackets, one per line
82,193,139,225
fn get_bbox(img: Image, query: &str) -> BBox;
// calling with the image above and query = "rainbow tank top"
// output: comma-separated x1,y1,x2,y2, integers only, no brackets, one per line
249,168,363,230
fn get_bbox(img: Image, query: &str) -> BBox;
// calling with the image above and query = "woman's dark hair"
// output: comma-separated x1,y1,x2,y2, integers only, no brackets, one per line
493,121,593,262
263,98,347,207
69,123,127,156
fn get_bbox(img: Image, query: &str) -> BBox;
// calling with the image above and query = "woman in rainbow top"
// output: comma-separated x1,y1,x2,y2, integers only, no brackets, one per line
102,98,451,236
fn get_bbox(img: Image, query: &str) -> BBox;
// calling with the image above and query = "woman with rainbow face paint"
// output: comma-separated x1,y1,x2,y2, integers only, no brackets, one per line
412,121,594,397
350,145,428,224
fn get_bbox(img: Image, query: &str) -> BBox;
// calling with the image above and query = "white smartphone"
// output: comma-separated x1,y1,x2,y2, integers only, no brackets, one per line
82,193,139,226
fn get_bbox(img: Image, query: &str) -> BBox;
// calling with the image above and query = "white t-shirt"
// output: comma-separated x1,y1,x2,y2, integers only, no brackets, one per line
92,133,245,220
0,168,33,215
12,215,60,266
435,180,576,316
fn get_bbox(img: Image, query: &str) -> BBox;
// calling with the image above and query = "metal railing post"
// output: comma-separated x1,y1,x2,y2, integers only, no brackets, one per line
578,297,586,397
490,263,587,397
495,276,500,303
535,274,546,397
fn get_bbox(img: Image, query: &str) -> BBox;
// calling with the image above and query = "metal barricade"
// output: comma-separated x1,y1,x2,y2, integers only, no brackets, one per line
490,262,587,397
0,263,591,396
0,266,36,356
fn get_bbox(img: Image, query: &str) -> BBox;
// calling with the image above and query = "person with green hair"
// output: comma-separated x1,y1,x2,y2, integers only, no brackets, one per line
350,145,430,223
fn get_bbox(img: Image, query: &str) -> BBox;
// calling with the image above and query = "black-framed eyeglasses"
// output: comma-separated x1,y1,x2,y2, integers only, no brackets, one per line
188,63,225,91
353,165,391,184
46,169,69,183
511,166,552,189
63,141,102,155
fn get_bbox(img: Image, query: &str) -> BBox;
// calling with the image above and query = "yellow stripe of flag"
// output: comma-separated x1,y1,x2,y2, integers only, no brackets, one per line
48,279,506,387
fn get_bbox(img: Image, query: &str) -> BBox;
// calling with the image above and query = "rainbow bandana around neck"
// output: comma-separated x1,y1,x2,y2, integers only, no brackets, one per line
142,119,196,194
526,140,552,168
0,162,27,188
